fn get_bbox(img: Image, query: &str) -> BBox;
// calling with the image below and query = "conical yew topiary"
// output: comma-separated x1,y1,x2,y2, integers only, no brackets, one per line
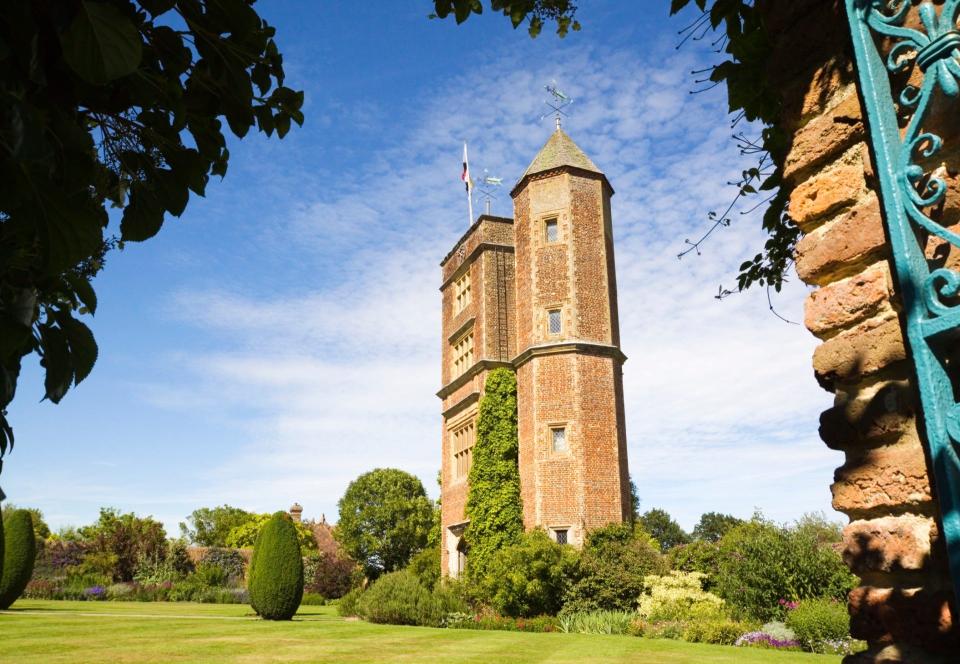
248,511,303,620
0,509,35,609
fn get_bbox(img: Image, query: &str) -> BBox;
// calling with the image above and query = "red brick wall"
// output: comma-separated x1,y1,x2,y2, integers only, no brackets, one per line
765,1,959,659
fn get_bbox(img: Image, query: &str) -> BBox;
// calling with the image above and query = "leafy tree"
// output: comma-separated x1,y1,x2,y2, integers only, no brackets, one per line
179,505,254,547
248,512,303,620
629,477,640,525
223,512,316,552
639,508,691,553
0,0,304,486
79,507,167,582
336,468,434,579
480,528,576,618
668,539,722,590
303,549,360,600
430,0,580,37
563,522,667,613
692,512,742,543
715,514,857,622
465,368,523,579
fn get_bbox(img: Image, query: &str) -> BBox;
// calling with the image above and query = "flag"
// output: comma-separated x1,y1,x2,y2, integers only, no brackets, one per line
461,143,472,192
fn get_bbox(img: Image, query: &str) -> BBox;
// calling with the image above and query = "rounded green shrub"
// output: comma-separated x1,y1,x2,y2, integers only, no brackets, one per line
481,529,576,618
337,586,364,617
0,509,36,608
247,511,303,620
357,569,460,627
785,598,850,651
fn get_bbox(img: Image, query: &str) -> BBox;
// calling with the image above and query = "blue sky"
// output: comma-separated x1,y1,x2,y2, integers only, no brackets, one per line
5,2,840,535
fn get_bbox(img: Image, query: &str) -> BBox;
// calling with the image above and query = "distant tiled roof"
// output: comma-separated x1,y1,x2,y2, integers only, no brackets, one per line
520,128,602,180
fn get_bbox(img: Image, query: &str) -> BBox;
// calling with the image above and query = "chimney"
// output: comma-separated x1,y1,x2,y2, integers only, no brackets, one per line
289,502,303,523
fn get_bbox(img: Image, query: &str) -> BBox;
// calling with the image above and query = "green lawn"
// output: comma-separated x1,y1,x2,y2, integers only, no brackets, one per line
0,600,842,663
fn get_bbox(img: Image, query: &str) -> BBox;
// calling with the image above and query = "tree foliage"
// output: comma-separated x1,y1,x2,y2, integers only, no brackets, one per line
0,0,303,473
668,539,722,590
223,512,316,552
639,508,691,553
430,0,580,38
669,0,797,296
715,514,857,622
336,468,434,579
2,503,50,543
302,549,360,600
464,368,523,579
79,507,166,582
479,528,576,618
180,505,253,547
563,522,667,613
0,508,35,608
248,511,304,620
692,512,742,543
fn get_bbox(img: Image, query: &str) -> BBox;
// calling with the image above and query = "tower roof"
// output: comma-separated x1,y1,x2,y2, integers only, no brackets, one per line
512,128,611,197
521,128,602,179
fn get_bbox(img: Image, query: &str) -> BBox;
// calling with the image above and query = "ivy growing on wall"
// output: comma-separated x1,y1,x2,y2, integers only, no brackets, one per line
464,368,524,579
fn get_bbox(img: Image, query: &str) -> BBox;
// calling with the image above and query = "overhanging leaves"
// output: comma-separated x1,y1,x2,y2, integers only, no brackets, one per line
0,0,303,475
60,1,143,85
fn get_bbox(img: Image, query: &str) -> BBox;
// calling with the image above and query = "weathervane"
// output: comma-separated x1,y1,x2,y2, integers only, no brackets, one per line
541,80,573,129
475,169,503,216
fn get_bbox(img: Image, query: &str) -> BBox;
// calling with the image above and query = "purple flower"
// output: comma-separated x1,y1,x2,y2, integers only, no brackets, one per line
84,585,106,598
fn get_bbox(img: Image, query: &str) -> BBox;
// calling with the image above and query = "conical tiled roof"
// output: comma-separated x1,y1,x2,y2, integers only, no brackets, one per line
520,128,602,179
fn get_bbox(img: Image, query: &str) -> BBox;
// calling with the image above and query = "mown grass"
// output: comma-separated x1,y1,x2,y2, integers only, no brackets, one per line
0,600,842,663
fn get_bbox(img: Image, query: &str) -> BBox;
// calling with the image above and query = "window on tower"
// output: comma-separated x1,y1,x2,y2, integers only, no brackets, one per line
545,217,559,243
551,426,568,453
451,419,475,480
453,271,471,314
548,309,562,335
452,331,474,377
554,529,569,545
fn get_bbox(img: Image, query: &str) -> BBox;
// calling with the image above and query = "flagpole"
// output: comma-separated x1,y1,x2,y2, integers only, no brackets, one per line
464,142,474,226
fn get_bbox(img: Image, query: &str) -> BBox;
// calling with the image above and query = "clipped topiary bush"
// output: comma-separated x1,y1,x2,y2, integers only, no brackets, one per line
0,509,36,608
247,512,303,620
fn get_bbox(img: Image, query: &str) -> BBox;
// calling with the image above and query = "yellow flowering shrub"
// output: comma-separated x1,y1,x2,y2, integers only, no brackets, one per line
637,571,727,622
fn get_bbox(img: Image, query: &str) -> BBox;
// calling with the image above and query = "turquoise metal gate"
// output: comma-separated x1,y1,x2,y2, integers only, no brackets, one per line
845,0,960,605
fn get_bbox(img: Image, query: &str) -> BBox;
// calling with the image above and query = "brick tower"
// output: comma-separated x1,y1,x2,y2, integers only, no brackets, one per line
438,128,630,576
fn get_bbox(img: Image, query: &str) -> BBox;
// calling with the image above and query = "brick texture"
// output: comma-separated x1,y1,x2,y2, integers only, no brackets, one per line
766,0,960,659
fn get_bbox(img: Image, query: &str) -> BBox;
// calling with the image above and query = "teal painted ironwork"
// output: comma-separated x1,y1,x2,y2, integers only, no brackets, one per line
846,0,960,605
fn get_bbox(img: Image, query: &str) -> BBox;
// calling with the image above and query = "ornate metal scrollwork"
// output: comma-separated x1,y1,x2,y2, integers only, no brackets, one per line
847,0,960,604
